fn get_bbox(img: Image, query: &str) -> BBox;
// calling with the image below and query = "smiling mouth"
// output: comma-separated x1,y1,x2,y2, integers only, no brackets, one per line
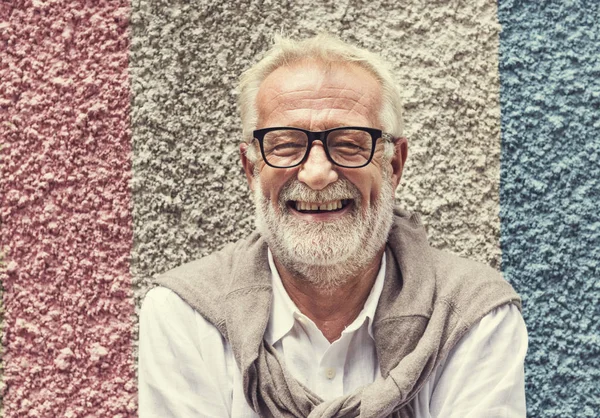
288,199,352,213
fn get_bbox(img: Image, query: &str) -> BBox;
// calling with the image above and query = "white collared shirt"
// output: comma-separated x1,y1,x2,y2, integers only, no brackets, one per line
139,252,527,417
264,250,386,401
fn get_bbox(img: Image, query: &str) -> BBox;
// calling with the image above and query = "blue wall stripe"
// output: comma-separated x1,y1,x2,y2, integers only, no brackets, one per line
498,1,600,416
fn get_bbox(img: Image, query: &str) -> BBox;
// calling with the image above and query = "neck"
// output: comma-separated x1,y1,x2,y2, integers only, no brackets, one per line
273,249,384,343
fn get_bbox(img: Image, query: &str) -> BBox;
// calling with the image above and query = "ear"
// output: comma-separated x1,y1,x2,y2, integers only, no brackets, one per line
240,142,257,191
390,137,408,190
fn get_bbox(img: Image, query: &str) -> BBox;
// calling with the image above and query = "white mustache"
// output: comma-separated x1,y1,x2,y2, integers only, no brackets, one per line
278,179,360,205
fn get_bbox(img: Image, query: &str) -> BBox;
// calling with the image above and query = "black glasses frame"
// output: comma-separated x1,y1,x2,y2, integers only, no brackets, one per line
252,126,393,169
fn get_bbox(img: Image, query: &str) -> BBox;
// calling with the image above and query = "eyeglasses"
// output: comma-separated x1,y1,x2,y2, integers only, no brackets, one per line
252,126,393,169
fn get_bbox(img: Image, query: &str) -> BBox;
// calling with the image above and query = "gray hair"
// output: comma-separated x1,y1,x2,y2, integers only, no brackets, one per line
238,33,404,161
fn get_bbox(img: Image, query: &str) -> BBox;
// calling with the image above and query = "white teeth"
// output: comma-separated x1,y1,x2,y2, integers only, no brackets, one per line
295,200,346,212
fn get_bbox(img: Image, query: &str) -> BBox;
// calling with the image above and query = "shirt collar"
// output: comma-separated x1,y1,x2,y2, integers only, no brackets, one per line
264,248,387,346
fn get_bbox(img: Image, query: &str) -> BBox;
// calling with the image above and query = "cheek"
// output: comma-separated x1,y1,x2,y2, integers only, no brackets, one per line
257,178,277,204
347,171,382,208
258,169,296,205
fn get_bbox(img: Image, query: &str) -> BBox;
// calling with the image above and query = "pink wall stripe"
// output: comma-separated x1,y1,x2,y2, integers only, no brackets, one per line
0,1,136,416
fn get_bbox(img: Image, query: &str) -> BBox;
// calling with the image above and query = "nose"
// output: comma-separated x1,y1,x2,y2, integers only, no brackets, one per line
297,141,338,190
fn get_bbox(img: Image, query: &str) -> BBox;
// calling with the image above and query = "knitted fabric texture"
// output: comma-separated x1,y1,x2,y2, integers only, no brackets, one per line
156,208,521,417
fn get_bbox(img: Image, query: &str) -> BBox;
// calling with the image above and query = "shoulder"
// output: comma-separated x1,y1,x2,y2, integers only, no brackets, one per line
459,303,527,351
141,286,195,316
152,232,266,334
429,247,522,315
156,232,262,287
439,302,527,372
388,209,520,313
431,248,501,280
140,287,223,343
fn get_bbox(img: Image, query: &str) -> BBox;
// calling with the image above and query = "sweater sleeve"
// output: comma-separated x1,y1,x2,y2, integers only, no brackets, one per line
138,287,234,418
416,304,528,418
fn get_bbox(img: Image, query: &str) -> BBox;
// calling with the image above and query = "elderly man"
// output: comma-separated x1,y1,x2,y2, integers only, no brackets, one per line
138,34,527,417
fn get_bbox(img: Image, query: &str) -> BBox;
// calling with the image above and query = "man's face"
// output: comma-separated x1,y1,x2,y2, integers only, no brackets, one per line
241,60,407,282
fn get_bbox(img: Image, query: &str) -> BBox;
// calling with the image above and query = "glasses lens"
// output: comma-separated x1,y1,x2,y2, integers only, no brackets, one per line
327,129,373,167
262,129,308,167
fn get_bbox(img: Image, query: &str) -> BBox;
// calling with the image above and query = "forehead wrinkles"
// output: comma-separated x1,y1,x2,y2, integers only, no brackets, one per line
256,62,382,127
262,96,377,125
262,85,374,107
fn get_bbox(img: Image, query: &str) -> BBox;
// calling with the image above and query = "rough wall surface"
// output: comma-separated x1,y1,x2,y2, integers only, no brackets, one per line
0,1,136,416
2,0,597,415
498,1,600,416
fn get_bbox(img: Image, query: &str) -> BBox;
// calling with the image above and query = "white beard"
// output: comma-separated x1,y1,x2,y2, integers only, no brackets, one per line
253,171,395,291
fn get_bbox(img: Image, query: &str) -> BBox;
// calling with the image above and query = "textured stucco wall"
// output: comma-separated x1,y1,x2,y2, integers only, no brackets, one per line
498,1,600,416
0,1,136,416
2,0,598,416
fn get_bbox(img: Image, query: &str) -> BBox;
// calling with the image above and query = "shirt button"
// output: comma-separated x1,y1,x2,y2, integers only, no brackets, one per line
324,367,336,380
